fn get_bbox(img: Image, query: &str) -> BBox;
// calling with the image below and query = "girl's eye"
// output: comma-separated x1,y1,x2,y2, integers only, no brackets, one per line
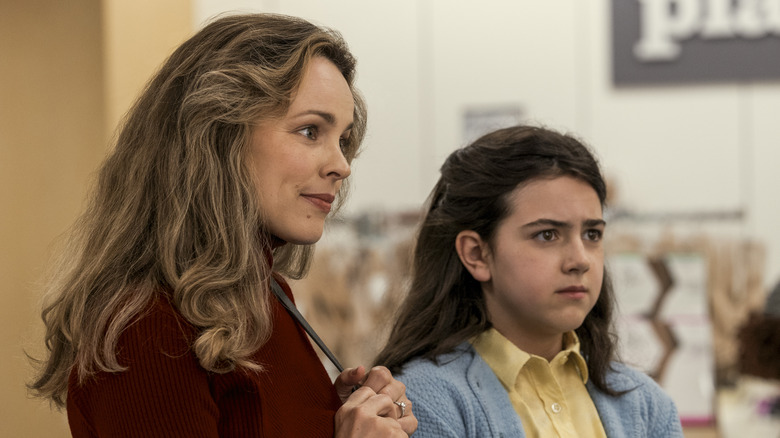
339,137,349,153
584,229,603,241
298,126,317,140
535,230,557,242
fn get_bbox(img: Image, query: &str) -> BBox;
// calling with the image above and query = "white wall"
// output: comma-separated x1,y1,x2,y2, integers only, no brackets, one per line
193,0,780,289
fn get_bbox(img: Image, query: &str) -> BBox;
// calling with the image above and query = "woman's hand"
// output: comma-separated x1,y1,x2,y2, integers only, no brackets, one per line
334,366,418,437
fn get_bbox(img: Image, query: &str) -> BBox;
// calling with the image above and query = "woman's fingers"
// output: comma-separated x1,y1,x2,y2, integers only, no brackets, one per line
335,366,418,436
336,389,406,437
334,366,366,403
362,366,407,402
389,396,417,435
392,397,411,419
398,411,418,437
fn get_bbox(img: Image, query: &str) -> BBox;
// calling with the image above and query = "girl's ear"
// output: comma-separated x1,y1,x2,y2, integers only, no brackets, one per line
455,230,492,282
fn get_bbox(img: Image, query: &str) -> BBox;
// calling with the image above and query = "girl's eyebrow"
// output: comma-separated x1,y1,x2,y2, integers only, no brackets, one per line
584,218,607,228
521,218,606,229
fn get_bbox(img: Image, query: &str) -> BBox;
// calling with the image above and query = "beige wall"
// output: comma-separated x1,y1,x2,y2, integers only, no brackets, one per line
102,0,194,134
0,0,190,435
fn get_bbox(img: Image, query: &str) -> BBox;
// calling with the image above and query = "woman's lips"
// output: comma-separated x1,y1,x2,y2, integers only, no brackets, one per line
302,193,335,213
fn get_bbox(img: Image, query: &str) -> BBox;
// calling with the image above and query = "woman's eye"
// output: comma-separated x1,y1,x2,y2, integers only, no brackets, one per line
339,137,349,152
298,126,317,140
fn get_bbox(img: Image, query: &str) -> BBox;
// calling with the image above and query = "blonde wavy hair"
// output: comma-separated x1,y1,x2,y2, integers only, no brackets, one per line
29,13,367,408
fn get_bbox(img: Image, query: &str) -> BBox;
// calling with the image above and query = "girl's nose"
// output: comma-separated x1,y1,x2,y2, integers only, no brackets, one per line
563,239,590,274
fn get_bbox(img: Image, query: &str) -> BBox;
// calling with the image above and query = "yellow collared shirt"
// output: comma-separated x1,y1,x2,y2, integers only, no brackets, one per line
471,329,607,438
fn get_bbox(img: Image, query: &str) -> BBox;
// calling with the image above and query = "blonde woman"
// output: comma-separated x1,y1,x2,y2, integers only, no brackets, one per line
30,13,416,437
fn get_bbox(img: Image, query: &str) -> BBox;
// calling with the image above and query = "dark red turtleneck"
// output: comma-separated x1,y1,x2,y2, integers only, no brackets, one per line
67,275,341,437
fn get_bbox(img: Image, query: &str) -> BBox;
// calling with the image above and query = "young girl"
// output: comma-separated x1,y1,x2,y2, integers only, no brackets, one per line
375,125,682,437
30,13,415,437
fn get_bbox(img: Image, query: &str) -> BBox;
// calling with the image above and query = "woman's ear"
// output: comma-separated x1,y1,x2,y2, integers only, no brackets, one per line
455,230,492,282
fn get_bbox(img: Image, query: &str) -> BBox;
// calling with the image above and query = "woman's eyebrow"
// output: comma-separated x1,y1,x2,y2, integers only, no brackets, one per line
291,110,354,130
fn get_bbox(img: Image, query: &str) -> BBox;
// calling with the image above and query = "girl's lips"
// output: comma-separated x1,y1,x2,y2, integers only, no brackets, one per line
302,193,335,213
557,286,587,293
556,286,588,298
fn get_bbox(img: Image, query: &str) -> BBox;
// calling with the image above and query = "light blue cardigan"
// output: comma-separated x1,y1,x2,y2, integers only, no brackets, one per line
397,343,684,437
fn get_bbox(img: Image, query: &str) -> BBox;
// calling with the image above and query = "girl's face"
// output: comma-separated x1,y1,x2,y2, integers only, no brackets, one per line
249,56,354,245
481,176,605,357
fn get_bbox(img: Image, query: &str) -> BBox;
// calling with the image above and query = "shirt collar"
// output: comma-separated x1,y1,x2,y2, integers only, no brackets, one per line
471,328,529,390
559,331,589,384
471,329,589,389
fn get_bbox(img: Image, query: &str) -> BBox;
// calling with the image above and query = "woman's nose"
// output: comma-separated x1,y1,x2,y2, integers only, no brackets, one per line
323,139,351,180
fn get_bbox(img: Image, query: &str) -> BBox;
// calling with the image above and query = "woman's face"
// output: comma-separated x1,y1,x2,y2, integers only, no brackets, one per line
249,56,354,244
481,176,605,357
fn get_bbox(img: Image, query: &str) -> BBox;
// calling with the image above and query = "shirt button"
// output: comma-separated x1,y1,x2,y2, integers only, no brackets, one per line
551,403,562,413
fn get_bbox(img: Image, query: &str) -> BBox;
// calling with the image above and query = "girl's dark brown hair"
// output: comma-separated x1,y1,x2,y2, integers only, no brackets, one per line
375,125,621,395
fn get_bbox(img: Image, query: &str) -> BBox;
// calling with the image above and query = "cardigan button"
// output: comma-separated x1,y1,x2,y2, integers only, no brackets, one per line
551,402,562,413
